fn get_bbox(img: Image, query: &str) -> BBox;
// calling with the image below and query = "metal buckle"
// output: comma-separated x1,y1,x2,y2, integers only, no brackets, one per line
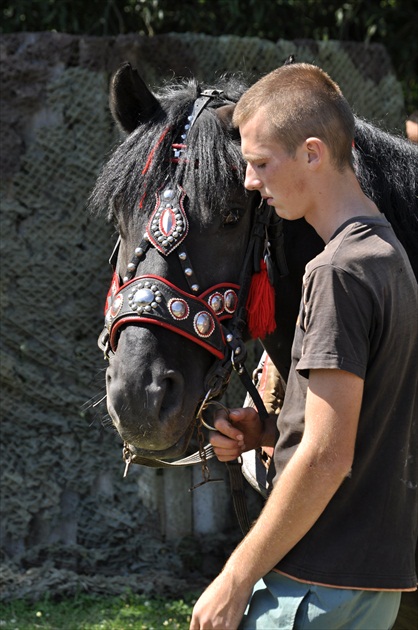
196,390,230,432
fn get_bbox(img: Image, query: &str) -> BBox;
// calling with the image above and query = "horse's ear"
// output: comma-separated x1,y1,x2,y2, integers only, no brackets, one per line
110,62,162,133
216,104,240,141
284,54,296,65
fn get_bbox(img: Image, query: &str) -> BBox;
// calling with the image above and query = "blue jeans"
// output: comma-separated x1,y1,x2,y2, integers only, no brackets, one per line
240,571,402,630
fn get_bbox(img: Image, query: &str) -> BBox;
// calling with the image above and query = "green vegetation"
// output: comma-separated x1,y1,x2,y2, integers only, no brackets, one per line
1,0,417,111
0,593,196,630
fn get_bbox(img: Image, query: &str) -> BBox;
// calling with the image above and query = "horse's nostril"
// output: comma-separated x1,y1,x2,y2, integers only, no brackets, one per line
160,370,184,415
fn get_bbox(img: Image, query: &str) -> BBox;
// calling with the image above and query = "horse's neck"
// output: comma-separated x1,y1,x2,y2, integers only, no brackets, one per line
263,219,324,380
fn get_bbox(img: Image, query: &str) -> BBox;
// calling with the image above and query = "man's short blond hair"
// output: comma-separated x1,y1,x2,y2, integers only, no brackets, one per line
233,63,355,171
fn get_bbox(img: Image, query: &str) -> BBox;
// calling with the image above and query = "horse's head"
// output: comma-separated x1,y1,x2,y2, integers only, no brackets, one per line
92,64,261,460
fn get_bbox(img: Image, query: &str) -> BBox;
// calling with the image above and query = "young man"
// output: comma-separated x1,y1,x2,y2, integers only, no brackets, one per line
190,63,418,629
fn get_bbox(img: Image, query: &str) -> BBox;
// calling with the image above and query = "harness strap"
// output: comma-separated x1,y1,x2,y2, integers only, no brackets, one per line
235,364,270,422
269,215,289,277
226,459,253,535
101,274,240,358
129,443,216,468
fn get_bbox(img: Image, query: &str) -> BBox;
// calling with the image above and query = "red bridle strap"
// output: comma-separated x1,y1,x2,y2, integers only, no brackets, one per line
102,274,240,359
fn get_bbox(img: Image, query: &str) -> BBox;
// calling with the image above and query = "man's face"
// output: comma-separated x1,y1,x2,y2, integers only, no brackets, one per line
240,109,309,221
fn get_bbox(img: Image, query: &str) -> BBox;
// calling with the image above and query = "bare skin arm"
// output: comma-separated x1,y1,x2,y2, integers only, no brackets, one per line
190,369,364,630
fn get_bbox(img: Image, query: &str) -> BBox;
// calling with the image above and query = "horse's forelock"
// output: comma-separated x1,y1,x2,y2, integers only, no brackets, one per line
90,77,248,223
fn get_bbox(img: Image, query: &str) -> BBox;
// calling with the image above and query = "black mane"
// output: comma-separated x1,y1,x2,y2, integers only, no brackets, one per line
354,118,418,272
90,76,249,223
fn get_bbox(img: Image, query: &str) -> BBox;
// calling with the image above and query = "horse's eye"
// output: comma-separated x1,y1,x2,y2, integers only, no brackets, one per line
223,209,241,225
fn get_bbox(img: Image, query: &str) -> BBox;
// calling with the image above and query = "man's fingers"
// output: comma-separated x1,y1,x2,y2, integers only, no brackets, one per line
209,429,244,461
213,416,244,442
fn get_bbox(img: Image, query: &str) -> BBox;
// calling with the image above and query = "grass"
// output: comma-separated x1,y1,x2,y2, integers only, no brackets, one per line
1,591,416,629
0,593,197,630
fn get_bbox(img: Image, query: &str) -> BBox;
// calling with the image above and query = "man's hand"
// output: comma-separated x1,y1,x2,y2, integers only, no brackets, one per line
209,407,272,462
190,570,252,629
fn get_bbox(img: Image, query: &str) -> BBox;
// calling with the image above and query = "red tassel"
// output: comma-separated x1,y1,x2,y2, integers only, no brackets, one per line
246,259,276,339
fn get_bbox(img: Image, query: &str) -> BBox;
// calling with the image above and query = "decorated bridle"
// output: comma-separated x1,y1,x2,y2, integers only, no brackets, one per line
98,88,283,502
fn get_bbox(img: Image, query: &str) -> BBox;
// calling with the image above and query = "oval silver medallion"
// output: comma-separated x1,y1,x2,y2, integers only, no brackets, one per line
208,292,224,314
224,290,238,314
194,312,215,337
168,298,189,320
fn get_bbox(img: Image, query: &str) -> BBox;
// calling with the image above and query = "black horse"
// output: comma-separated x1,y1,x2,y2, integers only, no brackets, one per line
91,63,418,465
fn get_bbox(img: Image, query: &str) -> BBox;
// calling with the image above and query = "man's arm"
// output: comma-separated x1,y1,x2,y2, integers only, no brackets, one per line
190,368,364,630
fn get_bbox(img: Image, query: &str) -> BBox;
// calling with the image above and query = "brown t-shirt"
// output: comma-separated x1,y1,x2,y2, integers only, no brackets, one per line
271,215,418,590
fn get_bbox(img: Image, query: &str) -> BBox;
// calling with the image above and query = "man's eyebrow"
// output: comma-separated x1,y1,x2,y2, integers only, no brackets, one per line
242,152,267,162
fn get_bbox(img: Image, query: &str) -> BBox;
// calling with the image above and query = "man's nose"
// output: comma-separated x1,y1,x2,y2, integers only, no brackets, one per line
244,163,261,191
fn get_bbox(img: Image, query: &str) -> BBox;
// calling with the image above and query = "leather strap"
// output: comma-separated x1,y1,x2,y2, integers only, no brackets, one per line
226,459,252,535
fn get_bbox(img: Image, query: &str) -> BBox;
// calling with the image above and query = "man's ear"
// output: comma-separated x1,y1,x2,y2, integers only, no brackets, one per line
305,137,324,167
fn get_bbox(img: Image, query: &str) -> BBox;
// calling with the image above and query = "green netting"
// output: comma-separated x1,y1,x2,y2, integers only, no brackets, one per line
0,32,406,600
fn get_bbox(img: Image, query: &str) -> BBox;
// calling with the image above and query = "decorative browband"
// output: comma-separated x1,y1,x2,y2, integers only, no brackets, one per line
101,273,239,359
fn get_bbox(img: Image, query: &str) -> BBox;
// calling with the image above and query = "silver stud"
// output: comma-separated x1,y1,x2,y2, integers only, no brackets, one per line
226,333,233,342
127,263,136,272
178,252,187,260
163,188,175,200
123,276,128,283
135,247,144,257
131,288,154,309
191,284,199,292
185,268,193,276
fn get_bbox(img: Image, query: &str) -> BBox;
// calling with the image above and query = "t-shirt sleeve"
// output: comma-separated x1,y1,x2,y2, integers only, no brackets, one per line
296,264,373,379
